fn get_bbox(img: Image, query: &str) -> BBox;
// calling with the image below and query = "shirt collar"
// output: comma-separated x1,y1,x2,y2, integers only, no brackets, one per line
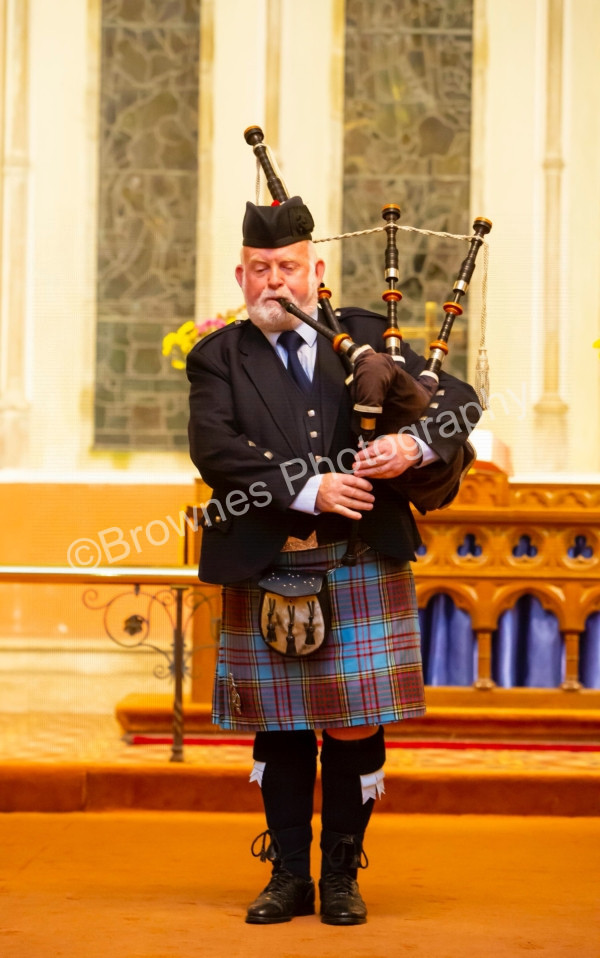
263,315,319,350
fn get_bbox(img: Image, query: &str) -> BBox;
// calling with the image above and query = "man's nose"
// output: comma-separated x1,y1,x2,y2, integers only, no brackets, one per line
267,267,285,287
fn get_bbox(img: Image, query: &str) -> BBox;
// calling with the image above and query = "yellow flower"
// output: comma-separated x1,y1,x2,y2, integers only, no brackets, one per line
594,338,600,358
162,308,245,370
162,321,200,370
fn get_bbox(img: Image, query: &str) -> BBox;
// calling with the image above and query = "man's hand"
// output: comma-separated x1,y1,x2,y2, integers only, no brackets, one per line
315,472,374,520
352,433,422,480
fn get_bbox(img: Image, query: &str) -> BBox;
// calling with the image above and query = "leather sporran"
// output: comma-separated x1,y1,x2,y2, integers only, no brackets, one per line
258,569,331,657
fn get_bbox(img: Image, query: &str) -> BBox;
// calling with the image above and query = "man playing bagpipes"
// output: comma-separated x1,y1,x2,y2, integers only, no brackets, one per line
187,190,483,925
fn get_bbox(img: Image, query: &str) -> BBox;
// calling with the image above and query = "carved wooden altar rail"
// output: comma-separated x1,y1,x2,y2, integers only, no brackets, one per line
415,469,600,692
183,470,600,704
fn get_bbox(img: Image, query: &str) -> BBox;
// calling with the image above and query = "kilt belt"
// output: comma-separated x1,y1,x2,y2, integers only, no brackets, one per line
280,531,352,552
280,532,320,552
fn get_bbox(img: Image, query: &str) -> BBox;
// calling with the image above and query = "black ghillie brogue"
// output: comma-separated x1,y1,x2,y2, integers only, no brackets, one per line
319,831,368,925
245,828,315,924
319,871,367,925
245,868,315,924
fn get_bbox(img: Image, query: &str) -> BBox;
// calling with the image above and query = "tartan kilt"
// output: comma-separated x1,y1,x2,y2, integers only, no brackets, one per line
212,542,425,731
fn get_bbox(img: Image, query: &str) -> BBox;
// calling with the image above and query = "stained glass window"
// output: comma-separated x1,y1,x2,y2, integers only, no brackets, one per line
95,0,199,449
343,0,473,375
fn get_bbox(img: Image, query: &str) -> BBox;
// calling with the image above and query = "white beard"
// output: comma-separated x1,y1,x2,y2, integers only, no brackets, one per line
247,296,293,331
246,288,318,332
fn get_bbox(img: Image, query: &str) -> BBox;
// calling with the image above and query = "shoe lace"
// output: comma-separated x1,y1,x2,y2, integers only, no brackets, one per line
323,872,358,896
324,834,369,872
250,829,279,863
263,868,300,895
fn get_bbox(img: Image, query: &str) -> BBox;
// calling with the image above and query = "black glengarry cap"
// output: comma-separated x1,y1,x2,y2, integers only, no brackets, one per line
242,196,314,249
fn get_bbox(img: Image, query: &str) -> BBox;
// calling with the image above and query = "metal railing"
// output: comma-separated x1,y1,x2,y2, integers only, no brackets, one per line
0,565,216,762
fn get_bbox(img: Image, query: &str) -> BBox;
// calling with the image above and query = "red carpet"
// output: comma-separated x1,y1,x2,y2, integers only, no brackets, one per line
129,734,600,751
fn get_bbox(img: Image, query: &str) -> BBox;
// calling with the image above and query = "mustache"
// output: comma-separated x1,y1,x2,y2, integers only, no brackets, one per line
258,290,288,305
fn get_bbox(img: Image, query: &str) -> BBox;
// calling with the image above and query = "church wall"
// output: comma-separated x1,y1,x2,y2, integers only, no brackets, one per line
9,0,599,479
469,0,600,477
562,0,600,473
199,0,345,318
0,476,197,712
0,0,599,715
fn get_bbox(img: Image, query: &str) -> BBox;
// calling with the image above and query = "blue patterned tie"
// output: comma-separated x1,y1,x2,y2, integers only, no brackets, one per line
278,330,312,394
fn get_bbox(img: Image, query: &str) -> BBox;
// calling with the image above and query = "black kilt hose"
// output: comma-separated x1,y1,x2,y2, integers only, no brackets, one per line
213,542,425,731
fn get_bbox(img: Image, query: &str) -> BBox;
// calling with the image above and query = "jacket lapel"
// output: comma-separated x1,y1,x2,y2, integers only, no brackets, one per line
238,322,304,456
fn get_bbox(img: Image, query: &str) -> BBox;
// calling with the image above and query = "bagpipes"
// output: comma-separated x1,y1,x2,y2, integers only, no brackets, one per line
244,125,491,530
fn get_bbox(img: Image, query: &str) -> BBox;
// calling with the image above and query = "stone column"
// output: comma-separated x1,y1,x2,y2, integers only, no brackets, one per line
196,0,345,320
0,0,31,468
533,0,568,468
264,0,282,163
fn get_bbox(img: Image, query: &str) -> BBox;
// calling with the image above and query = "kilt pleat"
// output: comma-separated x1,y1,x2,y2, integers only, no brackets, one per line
212,542,426,731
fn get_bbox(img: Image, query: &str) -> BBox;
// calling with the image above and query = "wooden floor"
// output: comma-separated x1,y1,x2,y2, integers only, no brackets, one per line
1,810,599,958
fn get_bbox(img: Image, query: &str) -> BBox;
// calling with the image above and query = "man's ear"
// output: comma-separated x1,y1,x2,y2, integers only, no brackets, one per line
235,264,244,288
315,259,326,284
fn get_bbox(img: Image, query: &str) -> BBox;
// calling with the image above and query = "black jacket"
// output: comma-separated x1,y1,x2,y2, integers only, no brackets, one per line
187,307,480,584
